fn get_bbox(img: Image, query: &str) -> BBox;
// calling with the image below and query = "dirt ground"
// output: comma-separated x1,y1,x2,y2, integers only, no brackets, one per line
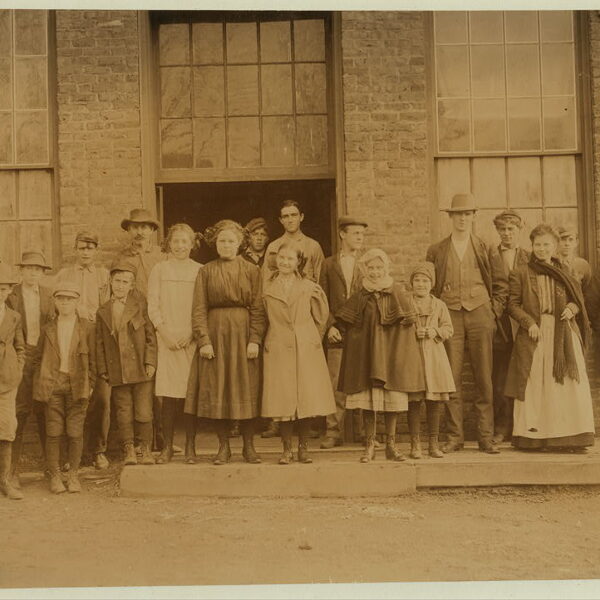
1,464,600,591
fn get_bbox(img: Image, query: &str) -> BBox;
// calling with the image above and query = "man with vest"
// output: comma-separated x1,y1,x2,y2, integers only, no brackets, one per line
426,193,508,454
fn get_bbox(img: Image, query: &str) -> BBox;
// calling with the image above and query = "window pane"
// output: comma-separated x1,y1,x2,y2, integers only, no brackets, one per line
227,117,260,167
0,171,16,219
540,11,572,42
471,45,505,97
15,56,47,110
469,11,503,43
226,66,259,116
516,208,543,246
506,45,540,97
193,118,226,168
262,116,295,167
192,23,223,65
473,98,506,152
0,222,18,265
508,98,541,151
542,155,577,207
545,207,578,234
294,20,325,62
193,66,224,117
437,99,470,153
435,12,468,44
472,158,506,208
14,10,46,56
295,63,326,114
19,169,52,218
160,67,191,118
160,119,192,168
226,23,257,64
0,111,12,164
296,115,327,166
260,21,291,63
507,157,541,207
541,43,574,96
0,58,12,110
159,24,190,66
261,64,293,115
0,11,11,56
475,208,503,247
543,96,576,150
15,111,48,164
436,158,470,210
436,46,469,97
505,11,538,43
19,220,52,259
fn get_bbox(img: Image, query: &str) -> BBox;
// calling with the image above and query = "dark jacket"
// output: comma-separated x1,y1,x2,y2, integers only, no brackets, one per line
32,317,95,402
96,293,157,386
0,307,25,394
426,234,509,333
6,284,55,345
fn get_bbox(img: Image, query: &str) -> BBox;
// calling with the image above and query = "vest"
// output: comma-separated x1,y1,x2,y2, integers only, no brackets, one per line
441,241,490,311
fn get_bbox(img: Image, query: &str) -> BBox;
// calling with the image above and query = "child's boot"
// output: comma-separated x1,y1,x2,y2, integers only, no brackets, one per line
0,441,23,500
426,401,444,458
384,412,406,462
408,401,422,459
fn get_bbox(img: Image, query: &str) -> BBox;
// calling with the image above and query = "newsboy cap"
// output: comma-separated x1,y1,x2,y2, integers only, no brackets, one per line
75,231,99,246
338,215,368,229
110,260,137,277
493,209,523,228
53,278,81,298
120,208,160,231
557,226,578,239
245,217,269,235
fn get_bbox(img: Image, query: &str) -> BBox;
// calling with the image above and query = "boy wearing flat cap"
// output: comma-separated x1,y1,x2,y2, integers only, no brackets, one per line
0,264,26,500
33,279,96,494
57,231,111,470
319,215,368,449
426,193,508,454
7,251,55,489
242,218,269,267
556,226,591,291
96,261,157,466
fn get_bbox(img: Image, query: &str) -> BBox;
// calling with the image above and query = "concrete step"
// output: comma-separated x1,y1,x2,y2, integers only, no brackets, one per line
119,443,600,498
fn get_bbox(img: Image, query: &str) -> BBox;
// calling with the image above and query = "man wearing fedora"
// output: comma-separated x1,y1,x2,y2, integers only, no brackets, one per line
426,193,508,454
489,210,529,444
57,231,111,470
7,251,55,488
319,215,368,449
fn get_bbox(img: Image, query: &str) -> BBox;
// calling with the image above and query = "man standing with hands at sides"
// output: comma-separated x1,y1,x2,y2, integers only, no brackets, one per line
57,232,111,470
490,210,529,444
426,193,508,454
319,216,368,449
263,200,325,283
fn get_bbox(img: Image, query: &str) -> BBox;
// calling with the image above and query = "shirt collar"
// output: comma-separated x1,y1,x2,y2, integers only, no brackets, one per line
499,244,518,252
22,284,40,295
112,295,128,305
76,263,95,272
283,231,305,243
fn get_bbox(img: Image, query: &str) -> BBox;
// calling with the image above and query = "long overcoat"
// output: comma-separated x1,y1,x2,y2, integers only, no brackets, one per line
0,308,25,394
261,277,335,419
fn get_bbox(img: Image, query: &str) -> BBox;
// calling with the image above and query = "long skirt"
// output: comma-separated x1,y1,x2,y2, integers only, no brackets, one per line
184,307,260,420
513,314,595,449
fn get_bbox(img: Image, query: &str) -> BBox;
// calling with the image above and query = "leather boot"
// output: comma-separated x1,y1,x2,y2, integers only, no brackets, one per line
426,401,444,458
297,419,313,464
213,420,232,466
384,412,406,462
407,401,422,459
360,410,376,463
10,413,27,491
46,436,66,494
278,421,294,465
261,420,280,438
0,442,23,500
123,443,138,465
410,437,422,459
66,437,83,492
137,422,155,464
240,419,261,464
184,414,197,464
156,398,175,465
140,443,155,465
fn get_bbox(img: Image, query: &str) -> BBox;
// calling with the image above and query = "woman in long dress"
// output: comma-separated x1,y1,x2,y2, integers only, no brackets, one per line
505,223,595,452
336,248,422,463
261,242,335,464
148,224,201,464
184,220,266,465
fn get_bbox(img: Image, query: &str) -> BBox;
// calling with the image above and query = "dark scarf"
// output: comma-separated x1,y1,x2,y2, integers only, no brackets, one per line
528,256,591,384
336,284,417,327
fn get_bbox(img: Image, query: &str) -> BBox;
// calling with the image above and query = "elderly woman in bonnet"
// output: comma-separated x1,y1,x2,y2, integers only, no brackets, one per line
505,223,594,452
407,261,455,459
336,248,422,463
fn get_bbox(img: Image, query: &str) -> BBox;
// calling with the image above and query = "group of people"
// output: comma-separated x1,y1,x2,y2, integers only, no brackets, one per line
0,192,596,500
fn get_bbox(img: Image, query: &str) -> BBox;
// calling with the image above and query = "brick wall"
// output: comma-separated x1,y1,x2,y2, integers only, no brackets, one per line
340,11,430,283
55,10,145,266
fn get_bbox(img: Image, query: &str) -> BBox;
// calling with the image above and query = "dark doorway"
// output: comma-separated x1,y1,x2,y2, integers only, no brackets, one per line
161,179,336,263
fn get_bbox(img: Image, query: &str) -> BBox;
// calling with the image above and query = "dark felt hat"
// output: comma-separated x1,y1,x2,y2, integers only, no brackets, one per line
17,250,51,270
444,193,477,213
120,208,159,231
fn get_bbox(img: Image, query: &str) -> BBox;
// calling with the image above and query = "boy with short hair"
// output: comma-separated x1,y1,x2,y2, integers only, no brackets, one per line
33,279,95,494
96,261,157,466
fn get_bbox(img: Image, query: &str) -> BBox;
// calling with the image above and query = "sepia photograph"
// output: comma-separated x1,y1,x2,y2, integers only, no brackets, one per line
0,2,599,598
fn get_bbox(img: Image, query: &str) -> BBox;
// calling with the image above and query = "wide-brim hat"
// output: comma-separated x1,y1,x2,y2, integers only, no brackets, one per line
0,264,19,285
444,193,477,213
121,208,160,231
338,215,368,229
53,278,81,299
17,250,51,270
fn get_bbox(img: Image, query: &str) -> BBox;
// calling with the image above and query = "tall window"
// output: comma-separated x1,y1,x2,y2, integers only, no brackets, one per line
155,13,332,180
433,11,581,247
0,9,55,266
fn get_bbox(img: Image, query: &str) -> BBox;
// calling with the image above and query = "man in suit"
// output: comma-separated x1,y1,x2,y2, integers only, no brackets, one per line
490,210,529,444
7,251,55,488
320,216,368,449
426,193,508,454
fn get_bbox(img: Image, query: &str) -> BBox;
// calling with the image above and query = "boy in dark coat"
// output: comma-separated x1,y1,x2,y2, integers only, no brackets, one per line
96,261,157,466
